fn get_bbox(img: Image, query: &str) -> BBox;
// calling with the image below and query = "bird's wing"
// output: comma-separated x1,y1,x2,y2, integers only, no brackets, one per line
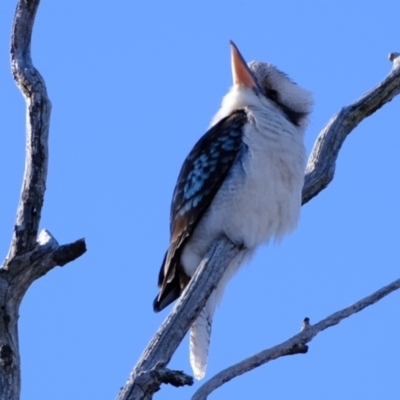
154,109,248,311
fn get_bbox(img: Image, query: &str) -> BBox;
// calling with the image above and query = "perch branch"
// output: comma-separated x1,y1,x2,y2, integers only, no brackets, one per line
116,239,240,400
192,277,400,400
118,54,400,399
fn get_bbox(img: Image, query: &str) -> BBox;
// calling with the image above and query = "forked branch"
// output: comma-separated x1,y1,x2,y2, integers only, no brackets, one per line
117,240,241,400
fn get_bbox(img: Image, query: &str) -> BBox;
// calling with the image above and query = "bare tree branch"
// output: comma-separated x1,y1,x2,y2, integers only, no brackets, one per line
117,53,400,399
6,230,86,310
8,0,397,398
117,240,240,400
125,368,193,400
0,1,87,398
192,277,400,400
302,52,400,204
8,0,51,261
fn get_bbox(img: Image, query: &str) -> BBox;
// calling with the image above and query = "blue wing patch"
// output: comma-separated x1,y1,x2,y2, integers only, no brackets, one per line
154,109,248,312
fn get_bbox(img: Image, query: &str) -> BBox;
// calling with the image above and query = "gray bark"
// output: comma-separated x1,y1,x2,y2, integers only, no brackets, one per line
303,52,400,205
117,240,240,400
1,1,87,399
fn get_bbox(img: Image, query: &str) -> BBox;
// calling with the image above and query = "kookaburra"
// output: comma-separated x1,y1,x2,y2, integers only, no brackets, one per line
153,41,312,379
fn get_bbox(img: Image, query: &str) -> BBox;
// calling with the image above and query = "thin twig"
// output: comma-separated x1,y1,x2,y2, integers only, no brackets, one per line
192,277,400,400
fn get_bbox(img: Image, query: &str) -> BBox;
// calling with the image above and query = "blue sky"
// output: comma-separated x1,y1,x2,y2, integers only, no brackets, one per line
1,1,399,399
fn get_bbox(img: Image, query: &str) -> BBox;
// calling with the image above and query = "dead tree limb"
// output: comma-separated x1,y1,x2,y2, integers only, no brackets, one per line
192,277,400,400
1,1,87,399
302,52,400,204
6,1,400,398
117,240,241,400
117,53,400,400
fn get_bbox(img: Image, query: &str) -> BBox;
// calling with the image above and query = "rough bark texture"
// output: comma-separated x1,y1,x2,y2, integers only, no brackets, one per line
117,54,400,400
9,0,50,261
1,1,87,399
302,52,400,205
117,240,240,400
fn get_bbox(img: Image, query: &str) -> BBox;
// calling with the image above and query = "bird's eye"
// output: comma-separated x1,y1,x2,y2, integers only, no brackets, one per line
266,89,279,102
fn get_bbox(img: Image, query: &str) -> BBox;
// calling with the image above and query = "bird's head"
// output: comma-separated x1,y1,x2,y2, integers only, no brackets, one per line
211,41,313,129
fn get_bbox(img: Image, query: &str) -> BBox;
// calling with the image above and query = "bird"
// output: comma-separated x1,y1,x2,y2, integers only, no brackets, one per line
153,41,313,380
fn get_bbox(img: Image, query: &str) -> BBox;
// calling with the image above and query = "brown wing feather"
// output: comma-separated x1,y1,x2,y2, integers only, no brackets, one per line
153,110,247,312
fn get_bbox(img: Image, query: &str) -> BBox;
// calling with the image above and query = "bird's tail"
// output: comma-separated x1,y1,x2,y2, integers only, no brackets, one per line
189,291,217,380
189,249,248,379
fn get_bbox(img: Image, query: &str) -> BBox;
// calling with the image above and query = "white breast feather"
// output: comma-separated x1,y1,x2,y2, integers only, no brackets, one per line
186,83,309,380
182,86,306,275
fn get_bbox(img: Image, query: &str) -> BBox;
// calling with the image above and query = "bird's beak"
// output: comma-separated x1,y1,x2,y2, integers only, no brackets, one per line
230,40,259,92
